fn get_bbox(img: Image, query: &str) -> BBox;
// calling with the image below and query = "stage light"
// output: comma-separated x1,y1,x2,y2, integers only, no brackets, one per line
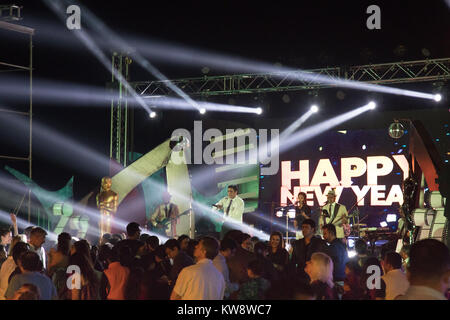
256,107,263,115
386,214,397,222
380,221,388,227
434,94,442,102
362,145,367,150
348,250,357,258
287,208,296,219
149,111,157,118
276,210,283,218
199,108,206,114
310,105,319,113
368,101,376,109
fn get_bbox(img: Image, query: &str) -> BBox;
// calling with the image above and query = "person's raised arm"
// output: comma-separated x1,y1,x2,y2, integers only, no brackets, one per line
10,214,18,237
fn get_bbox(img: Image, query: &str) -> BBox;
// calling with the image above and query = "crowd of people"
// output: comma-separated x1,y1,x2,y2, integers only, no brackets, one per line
0,215,449,300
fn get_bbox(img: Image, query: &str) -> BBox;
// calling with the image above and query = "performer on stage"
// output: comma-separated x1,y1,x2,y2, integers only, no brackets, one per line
293,192,312,230
319,189,348,239
149,191,179,238
96,177,118,238
213,185,245,236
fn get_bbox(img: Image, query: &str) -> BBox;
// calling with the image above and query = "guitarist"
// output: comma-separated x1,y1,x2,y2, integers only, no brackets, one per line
149,191,179,238
319,189,348,240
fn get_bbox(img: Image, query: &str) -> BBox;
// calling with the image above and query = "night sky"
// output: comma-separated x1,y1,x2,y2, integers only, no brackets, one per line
0,0,449,201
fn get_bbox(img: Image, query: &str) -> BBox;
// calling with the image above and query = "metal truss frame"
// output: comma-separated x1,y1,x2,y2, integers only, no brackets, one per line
131,58,450,97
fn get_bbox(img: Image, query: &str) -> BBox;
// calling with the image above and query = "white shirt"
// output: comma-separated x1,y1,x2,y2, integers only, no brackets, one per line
395,285,447,300
213,253,239,298
173,258,225,300
381,268,409,300
0,257,16,300
215,196,245,223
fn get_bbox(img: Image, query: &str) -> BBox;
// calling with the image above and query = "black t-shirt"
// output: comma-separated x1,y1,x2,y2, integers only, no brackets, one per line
295,205,312,227
115,239,144,257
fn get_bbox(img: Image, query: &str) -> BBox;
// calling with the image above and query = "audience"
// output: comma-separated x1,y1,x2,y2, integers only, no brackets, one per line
164,238,194,288
381,251,409,300
290,219,327,281
5,251,57,300
305,252,338,300
238,259,270,300
171,237,225,300
0,220,447,301
213,238,239,298
396,239,450,300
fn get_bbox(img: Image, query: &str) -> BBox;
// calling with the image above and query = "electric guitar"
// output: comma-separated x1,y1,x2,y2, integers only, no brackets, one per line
149,208,192,233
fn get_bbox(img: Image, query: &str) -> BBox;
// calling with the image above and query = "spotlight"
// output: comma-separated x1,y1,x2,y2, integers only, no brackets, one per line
199,108,206,114
362,145,367,150
256,107,263,115
276,210,283,218
347,250,357,258
380,221,388,228
149,111,156,118
434,94,442,102
310,105,319,113
368,101,376,109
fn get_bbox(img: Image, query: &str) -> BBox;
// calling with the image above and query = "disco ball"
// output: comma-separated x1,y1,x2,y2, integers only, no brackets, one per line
388,122,405,139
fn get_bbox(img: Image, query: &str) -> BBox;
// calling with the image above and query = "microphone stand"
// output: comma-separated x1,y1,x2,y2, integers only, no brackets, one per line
347,192,370,238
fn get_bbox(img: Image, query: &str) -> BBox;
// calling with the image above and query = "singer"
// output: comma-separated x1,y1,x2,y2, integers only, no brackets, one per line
319,189,348,239
213,185,245,236
294,192,312,230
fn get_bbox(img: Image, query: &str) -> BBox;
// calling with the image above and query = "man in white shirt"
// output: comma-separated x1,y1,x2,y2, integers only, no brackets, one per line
171,236,225,300
28,227,47,270
319,189,348,239
213,238,239,299
396,239,450,300
381,251,409,300
214,185,245,237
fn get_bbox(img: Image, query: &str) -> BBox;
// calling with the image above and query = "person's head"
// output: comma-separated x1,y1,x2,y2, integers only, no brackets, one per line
240,233,252,251
305,252,334,287
154,245,167,263
101,177,112,191
269,231,284,251
223,230,243,244
57,232,72,256
247,259,264,279
24,226,33,243
253,241,269,257
219,238,237,258
12,242,29,265
301,219,316,239
29,227,47,249
297,192,307,205
326,189,336,204
100,233,112,246
322,224,336,243
164,239,180,259
162,191,171,204
139,233,150,242
7,235,23,256
345,260,362,278
227,185,238,199
146,236,159,251
18,251,42,272
13,283,40,300
0,229,12,246
177,235,190,251
382,251,403,273
194,236,219,261
407,239,450,294
70,240,91,262
98,243,112,265
354,239,368,255
186,239,198,258
126,222,141,240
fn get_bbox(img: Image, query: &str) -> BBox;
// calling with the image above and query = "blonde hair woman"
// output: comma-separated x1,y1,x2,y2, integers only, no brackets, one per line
304,252,338,300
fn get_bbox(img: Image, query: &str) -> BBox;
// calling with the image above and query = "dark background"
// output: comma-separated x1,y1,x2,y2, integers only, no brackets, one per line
0,0,449,218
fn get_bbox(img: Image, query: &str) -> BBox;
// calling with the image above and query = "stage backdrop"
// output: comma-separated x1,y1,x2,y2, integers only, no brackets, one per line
258,128,410,232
